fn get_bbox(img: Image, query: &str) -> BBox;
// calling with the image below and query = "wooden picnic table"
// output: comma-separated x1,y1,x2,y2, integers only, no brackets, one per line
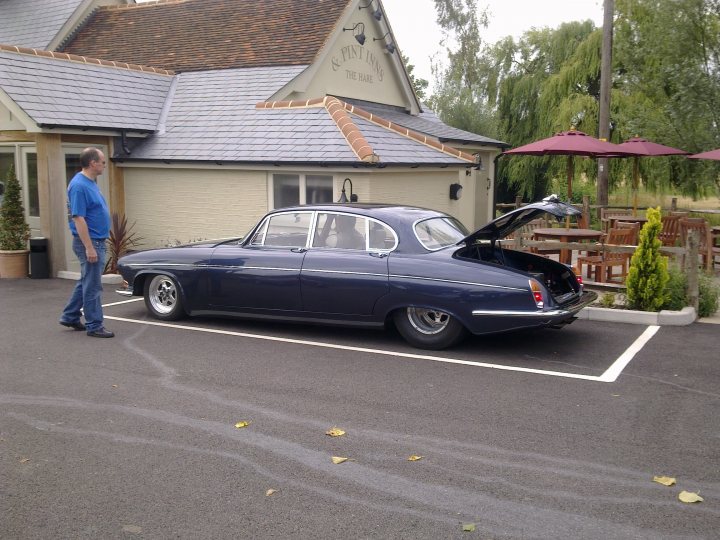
532,228,604,265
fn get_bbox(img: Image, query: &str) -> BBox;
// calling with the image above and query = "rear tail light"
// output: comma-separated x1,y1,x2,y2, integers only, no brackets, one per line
529,278,544,309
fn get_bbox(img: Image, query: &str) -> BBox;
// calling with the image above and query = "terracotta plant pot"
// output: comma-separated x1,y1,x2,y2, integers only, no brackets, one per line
0,250,29,278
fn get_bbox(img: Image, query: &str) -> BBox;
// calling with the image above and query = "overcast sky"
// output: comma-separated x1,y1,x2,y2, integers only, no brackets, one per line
381,0,605,90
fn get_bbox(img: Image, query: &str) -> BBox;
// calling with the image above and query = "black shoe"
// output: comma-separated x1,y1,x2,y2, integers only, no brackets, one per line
87,327,115,338
60,320,86,331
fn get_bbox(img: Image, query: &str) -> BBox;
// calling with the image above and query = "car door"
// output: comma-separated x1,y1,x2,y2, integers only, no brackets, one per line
207,212,312,312
300,212,395,316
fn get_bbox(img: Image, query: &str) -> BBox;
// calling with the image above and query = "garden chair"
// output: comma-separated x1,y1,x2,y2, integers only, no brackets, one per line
615,221,641,245
679,218,713,270
600,208,632,232
659,214,682,247
576,227,635,283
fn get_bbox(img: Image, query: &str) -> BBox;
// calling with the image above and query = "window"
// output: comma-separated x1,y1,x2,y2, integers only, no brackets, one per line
414,217,469,250
25,152,39,217
272,174,333,209
251,212,313,248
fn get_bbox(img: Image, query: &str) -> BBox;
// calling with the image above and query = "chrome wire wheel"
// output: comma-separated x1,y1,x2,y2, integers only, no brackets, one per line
406,307,451,335
147,275,178,315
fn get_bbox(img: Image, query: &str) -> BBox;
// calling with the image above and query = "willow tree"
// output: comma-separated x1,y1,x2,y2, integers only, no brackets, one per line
613,0,720,197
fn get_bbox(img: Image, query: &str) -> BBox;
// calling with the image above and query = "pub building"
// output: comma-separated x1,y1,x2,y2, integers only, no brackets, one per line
0,0,505,276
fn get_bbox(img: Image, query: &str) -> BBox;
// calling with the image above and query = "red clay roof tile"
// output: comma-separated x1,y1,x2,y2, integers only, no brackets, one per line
61,0,352,72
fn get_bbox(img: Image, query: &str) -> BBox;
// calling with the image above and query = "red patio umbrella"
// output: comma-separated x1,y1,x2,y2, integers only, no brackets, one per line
613,137,689,215
503,129,635,225
687,148,720,160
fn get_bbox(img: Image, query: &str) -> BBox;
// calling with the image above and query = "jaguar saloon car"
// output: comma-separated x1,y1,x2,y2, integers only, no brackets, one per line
117,197,596,349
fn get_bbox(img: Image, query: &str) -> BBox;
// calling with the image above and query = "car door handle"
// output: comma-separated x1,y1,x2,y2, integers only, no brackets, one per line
291,247,307,253
369,251,388,258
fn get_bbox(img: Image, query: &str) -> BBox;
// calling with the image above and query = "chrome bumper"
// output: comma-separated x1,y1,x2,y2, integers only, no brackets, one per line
472,290,597,318
115,288,133,297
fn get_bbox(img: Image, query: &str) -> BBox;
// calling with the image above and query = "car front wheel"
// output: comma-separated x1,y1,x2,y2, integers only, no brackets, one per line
144,274,185,320
393,307,466,350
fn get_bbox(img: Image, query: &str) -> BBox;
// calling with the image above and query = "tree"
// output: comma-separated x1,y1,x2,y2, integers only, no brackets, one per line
0,164,30,251
401,54,429,100
626,207,669,311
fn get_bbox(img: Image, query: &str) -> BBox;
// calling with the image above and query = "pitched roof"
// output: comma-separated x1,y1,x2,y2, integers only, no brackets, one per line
0,0,85,49
121,67,473,165
62,0,352,72
0,47,173,131
344,98,508,147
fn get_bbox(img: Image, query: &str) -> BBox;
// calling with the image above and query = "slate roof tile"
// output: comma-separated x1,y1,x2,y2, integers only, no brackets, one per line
62,0,351,72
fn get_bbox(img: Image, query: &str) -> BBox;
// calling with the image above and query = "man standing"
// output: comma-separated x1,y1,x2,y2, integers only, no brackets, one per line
59,147,114,338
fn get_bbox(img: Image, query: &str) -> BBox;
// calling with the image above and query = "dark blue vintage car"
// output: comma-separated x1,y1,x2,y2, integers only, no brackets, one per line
117,197,596,349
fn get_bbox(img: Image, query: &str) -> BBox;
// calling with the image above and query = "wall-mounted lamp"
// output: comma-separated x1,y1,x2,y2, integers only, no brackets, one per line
338,178,359,203
373,31,395,54
343,22,366,45
359,1,383,20
449,183,463,200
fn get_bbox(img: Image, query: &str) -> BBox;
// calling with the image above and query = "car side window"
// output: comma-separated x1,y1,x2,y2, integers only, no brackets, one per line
312,213,367,250
368,221,396,251
259,213,312,248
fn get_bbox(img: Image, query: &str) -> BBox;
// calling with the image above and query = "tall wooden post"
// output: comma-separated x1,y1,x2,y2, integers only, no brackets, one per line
597,0,614,207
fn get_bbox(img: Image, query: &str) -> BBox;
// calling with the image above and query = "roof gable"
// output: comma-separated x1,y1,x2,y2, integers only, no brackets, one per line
61,0,353,72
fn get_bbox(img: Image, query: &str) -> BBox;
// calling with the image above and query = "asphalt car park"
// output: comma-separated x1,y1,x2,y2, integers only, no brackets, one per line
2,279,718,539
103,295,653,383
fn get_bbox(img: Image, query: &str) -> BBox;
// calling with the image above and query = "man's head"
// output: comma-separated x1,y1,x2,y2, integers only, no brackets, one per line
79,147,106,180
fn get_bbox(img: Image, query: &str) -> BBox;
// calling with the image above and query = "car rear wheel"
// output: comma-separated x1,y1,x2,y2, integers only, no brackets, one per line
393,307,466,350
144,274,185,320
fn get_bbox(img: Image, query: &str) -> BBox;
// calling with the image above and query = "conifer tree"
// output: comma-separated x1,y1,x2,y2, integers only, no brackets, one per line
0,164,30,251
626,207,669,311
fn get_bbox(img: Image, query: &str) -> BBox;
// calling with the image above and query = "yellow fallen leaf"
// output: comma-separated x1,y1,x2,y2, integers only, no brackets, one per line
331,456,349,464
266,489,277,496
234,421,251,429
462,523,476,532
19,457,30,464
407,455,424,461
326,427,346,437
653,475,676,486
678,491,704,503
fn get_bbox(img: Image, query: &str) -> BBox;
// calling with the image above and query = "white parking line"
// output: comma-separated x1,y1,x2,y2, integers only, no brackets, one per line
103,302,658,383
598,325,660,382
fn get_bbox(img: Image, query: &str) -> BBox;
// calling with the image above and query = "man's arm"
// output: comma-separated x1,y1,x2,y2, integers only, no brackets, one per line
72,216,98,263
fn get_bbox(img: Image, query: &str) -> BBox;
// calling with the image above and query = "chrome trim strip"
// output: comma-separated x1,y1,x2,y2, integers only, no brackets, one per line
302,268,388,277
472,309,569,317
115,288,133,297
127,263,192,268
390,274,525,291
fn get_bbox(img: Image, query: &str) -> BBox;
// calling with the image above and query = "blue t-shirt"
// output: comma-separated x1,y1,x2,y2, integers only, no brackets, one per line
67,173,110,239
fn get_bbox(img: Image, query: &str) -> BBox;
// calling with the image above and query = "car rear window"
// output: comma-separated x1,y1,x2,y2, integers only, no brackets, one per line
414,217,469,250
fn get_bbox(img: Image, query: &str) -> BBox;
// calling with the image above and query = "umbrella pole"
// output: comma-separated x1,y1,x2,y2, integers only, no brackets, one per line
632,157,639,216
566,155,573,228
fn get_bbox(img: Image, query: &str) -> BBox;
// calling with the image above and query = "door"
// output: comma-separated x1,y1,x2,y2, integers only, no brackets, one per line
206,212,312,312
19,147,41,236
300,212,392,316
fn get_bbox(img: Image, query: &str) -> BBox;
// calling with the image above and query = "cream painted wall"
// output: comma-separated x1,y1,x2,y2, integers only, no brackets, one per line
123,168,268,248
0,103,26,130
284,7,407,107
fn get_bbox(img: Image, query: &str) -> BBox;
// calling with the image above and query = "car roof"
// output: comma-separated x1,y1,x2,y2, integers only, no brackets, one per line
268,203,450,224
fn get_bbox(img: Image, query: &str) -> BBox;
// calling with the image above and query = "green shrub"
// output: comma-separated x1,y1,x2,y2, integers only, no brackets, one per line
626,207,669,312
600,292,616,308
698,274,720,318
662,265,687,311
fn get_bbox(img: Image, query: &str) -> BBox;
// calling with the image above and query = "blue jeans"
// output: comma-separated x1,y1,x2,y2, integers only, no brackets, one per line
60,236,106,332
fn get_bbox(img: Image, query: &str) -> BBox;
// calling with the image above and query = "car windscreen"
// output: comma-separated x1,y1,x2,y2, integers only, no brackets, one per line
414,217,469,250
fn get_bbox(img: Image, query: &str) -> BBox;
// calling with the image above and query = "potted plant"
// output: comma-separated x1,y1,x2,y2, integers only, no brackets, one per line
0,164,31,278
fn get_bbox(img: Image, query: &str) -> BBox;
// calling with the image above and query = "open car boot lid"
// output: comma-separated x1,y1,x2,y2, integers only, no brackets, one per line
459,195,582,245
